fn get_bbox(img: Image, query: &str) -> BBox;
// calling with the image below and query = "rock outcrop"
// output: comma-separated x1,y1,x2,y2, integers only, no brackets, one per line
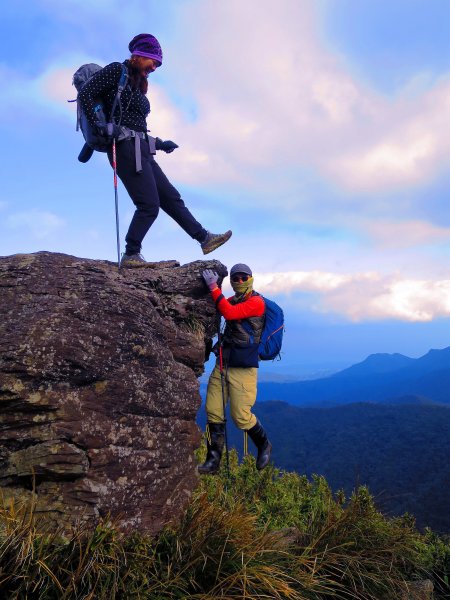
0,252,226,534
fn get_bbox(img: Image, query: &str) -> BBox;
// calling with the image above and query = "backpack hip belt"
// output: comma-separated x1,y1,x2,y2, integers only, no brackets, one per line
117,127,157,173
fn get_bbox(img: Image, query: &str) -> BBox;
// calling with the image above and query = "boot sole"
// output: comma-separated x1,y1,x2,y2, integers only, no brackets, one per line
120,259,180,269
198,467,220,475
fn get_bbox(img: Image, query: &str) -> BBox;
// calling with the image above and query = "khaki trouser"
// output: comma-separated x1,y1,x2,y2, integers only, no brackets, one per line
206,365,258,430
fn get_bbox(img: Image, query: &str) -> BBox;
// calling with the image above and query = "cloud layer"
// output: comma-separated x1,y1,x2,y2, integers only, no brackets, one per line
255,270,450,322
144,0,450,198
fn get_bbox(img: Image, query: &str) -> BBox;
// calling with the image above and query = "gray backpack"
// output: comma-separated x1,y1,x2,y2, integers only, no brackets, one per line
70,63,128,161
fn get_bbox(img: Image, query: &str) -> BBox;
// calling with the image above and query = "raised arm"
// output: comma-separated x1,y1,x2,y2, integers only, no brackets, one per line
210,287,265,320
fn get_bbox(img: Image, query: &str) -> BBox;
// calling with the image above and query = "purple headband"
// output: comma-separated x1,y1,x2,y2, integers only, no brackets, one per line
129,33,163,65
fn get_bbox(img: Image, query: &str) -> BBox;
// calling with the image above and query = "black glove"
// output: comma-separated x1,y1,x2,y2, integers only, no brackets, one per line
155,138,179,153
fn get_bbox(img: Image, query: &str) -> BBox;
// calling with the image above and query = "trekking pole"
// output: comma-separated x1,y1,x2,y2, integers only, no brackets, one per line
112,137,121,269
218,328,230,480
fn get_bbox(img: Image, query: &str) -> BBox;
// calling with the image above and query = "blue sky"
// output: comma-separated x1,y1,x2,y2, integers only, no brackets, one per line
1,0,450,377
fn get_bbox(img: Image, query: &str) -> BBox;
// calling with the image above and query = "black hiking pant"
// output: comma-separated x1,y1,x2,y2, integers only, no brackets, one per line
108,137,207,255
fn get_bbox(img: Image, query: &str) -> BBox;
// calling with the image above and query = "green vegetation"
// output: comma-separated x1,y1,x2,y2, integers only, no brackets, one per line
210,400,450,531
1,451,449,599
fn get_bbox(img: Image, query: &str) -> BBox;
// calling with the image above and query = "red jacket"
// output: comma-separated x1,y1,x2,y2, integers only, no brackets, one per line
210,287,265,320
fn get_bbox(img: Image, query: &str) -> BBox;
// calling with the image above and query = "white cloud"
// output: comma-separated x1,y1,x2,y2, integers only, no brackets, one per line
363,219,450,249
39,66,79,109
255,270,363,293
0,62,80,124
370,279,450,322
6,210,66,239
254,269,450,322
150,0,450,195
325,95,450,192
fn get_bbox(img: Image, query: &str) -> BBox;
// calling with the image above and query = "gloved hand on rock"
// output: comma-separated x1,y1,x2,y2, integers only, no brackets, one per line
202,269,219,291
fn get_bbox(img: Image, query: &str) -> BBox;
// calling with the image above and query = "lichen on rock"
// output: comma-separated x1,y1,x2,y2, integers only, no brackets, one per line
0,251,226,534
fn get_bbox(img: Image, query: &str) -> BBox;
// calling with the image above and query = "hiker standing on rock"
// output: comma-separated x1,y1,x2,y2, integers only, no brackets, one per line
77,33,232,267
198,263,272,474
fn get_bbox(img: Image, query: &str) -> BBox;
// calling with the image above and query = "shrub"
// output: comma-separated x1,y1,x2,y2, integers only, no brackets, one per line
197,449,430,599
0,450,448,599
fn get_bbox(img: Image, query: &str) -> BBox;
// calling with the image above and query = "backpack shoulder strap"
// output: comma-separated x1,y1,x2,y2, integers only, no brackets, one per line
110,63,129,125
118,63,129,91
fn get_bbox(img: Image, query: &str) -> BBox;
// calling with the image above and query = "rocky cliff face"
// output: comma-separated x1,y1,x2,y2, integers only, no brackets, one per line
0,252,226,534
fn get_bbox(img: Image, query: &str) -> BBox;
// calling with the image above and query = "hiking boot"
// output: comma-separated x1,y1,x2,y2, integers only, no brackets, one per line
120,253,147,268
198,422,225,475
247,419,272,471
201,230,232,255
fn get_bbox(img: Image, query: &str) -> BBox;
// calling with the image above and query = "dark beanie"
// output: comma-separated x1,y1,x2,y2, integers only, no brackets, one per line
230,263,253,277
128,33,163,65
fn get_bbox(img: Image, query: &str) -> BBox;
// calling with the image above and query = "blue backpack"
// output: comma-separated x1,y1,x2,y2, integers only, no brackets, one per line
70,63,128,160
258,296,284,360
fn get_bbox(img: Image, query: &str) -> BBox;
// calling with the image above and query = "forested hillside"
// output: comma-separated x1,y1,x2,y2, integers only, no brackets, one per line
199,400,450,532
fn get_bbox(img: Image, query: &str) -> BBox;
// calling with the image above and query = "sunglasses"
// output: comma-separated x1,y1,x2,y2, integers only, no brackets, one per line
231,274,251,283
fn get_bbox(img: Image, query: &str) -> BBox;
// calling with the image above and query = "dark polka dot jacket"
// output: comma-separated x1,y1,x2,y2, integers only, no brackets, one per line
78,61,150,133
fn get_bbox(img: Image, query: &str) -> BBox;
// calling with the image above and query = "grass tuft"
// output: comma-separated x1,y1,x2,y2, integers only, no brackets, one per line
0,449,449,598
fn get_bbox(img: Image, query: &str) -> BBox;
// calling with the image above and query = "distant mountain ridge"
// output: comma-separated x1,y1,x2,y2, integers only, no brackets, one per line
228,401,450,532
333,352,414,378
257,346,450,406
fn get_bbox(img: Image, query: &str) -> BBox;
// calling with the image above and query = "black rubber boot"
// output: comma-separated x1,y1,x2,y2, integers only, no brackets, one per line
247,419,272,471
198,422,225,475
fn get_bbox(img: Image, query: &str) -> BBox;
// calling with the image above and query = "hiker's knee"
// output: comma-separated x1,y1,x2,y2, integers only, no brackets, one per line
134,197,159,219
231,405,257,430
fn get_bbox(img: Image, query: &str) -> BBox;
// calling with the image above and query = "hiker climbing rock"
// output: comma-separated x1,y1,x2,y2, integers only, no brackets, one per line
199,263,273,475
76,33,232,267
